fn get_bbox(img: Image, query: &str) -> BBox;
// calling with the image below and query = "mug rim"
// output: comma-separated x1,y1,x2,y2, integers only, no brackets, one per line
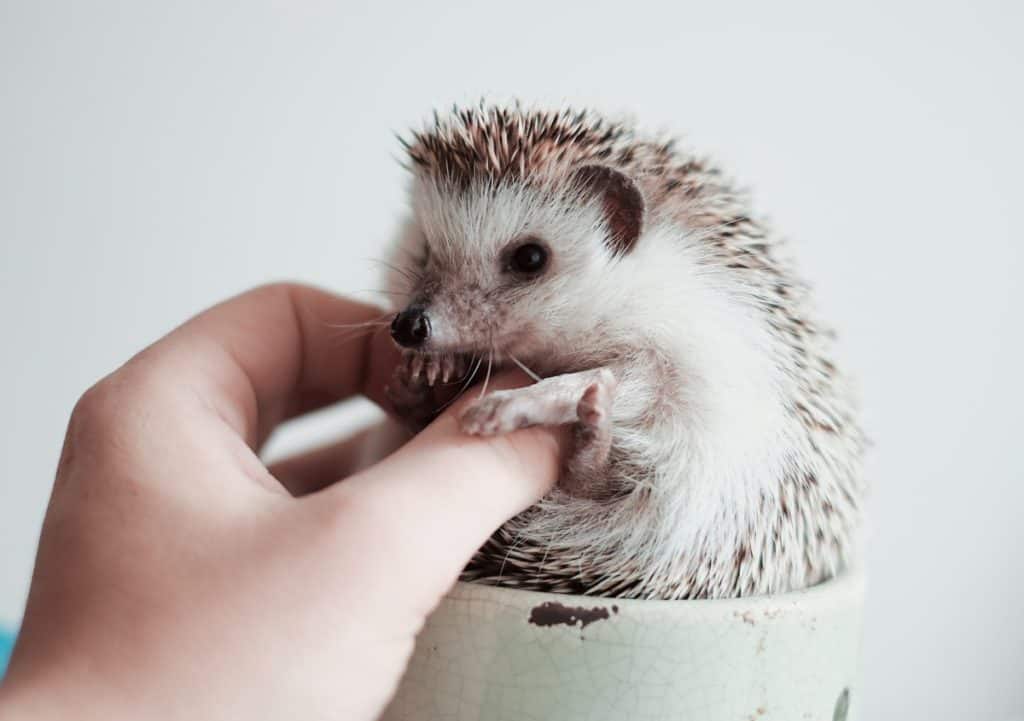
444,565,865,621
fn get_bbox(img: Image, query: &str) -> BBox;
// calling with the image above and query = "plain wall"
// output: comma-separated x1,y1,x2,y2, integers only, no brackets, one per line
1,1,1021,719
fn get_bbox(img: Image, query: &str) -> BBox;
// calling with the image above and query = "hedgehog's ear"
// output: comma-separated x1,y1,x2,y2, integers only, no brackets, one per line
571,164,645,255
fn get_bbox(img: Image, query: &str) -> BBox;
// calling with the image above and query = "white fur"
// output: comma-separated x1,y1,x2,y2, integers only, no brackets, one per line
386,171,860,599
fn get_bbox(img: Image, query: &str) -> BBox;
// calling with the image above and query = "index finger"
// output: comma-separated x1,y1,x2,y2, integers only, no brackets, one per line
131,283,400,447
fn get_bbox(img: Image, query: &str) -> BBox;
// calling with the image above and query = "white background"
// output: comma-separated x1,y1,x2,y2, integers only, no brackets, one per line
1,1,1022,719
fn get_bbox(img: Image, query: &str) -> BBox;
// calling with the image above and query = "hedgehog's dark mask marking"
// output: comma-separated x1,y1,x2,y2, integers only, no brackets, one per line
572,164,645,256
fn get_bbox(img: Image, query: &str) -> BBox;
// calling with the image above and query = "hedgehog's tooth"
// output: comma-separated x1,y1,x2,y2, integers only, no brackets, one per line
443,354,458,383
425,357,440,386
410,354,424,381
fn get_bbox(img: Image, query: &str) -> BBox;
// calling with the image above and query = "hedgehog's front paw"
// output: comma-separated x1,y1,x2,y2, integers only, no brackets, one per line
459,391,538,436
576,369,616,431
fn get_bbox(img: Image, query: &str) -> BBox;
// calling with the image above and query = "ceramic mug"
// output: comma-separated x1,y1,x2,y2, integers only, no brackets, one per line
381,568,864,721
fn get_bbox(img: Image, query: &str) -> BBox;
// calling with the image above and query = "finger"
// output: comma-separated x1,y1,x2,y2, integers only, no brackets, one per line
317,371,567,611
268,419,410,497
126,283,401,447
272,367,531,497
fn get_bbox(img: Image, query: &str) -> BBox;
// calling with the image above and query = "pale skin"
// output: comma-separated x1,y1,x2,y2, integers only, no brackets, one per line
460,369,618,493
393,354,617,494
0,284,567,721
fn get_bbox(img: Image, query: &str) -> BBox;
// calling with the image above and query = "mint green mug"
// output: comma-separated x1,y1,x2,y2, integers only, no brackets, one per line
382,568,864,721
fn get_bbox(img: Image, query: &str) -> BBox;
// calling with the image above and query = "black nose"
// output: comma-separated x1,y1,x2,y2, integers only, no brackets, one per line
391,307,430,348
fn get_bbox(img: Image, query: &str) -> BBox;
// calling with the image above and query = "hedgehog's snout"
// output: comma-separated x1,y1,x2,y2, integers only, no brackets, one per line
391,306,431,348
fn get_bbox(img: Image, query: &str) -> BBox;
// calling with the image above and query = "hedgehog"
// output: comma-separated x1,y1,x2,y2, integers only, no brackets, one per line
382,102,865,600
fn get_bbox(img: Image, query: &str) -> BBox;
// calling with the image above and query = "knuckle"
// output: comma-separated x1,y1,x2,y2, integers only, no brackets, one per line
62,378,133,479
66,362,164,461
70,376,123,432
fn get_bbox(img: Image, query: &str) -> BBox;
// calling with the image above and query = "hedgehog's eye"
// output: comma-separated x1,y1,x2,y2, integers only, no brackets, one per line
508,241,548,277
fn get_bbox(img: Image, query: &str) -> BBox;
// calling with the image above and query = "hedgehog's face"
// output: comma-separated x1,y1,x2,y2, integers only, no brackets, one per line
388,166,645,370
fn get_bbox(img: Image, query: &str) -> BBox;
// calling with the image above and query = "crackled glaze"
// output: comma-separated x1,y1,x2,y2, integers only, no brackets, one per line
382,569,864,720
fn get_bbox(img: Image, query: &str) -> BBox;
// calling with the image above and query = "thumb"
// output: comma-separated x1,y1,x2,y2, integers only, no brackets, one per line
324,373,568,608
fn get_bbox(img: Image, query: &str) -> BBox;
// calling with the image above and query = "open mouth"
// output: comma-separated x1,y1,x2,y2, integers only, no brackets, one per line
399,351,478,387
390,310,543,391
398,344,543,390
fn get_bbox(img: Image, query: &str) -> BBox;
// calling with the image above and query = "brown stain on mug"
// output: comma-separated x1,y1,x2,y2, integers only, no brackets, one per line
528,601,618,629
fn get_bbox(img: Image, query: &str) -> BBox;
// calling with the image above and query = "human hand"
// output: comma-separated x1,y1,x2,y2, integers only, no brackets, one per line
0,284,565,721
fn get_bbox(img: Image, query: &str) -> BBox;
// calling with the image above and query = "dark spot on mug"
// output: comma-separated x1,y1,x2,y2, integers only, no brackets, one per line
833,687,850,721
528,601,617,629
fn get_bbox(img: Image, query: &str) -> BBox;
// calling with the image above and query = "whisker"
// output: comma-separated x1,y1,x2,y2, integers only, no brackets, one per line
322,317,391,331
326,325,385,349
354,288,406,298
436,355,483,413
507,353,543,382
368,257,422,285
479,349,494,398
439,357,478,386
315,307,393,329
